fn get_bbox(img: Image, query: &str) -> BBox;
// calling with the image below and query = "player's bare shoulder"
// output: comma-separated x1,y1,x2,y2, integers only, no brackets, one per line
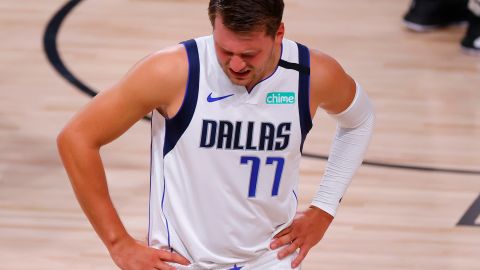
119,44,189,114
147,44,189,90
308,49,355,115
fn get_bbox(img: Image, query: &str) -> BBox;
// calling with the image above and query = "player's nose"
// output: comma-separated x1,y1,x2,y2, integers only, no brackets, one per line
229,55,247,72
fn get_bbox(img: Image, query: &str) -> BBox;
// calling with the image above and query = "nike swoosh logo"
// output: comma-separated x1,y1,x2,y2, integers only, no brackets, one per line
207,92,234,102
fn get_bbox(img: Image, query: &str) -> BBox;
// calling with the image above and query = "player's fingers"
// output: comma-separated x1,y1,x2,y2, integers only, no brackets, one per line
277,240,299,259
171,253,191,265
270,233,294,249
291,245,310,268
157,250,191,265
153,261,177,270
273,226,293,239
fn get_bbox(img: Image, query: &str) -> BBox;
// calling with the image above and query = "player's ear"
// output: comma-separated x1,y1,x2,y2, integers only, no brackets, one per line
275,23,285,43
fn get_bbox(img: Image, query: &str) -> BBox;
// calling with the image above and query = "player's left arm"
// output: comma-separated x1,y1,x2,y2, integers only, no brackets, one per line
270,49,375,268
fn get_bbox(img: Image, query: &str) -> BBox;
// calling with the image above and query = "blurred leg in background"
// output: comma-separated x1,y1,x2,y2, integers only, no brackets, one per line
403,0,469,31
461,0,480,54
403,0,480,54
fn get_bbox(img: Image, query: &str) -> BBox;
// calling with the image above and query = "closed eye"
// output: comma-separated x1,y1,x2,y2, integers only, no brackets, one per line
241,53,256,59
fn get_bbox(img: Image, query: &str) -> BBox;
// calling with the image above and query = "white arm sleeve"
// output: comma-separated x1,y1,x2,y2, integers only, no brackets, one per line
311,82,375,217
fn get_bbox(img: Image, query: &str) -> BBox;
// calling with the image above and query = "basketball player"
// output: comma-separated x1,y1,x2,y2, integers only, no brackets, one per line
57,1,374,269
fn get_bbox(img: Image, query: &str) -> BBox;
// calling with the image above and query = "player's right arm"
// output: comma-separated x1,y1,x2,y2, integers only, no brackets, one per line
57,45,190,270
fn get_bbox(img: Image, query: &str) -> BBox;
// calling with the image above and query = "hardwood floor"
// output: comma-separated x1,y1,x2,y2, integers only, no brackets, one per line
0,0,479,269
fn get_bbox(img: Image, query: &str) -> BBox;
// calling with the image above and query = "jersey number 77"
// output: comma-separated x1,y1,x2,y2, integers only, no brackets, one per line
240,156,285,197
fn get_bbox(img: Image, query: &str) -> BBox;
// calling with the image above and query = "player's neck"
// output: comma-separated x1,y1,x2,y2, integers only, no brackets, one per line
245,43,282,92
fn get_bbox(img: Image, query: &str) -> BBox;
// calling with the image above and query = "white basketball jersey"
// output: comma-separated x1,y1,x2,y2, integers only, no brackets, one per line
148,35,312,269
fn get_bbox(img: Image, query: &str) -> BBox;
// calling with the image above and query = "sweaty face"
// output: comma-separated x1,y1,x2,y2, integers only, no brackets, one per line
212,16,283,90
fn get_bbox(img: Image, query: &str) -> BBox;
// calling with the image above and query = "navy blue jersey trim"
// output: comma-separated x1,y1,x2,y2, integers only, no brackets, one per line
147,112,154,245
292,190,298,202
292,190,299,208
278,59,310,75
162,174,172,249
163,39,200,157
297,42,313,153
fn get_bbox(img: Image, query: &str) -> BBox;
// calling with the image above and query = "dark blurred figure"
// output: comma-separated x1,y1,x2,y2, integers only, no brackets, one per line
403,0,480,55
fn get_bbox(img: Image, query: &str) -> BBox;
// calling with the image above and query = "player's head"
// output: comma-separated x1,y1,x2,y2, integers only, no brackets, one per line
208,0,285,88
208,0,284,38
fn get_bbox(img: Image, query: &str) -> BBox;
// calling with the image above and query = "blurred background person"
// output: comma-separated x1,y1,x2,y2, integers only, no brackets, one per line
403,0,480,54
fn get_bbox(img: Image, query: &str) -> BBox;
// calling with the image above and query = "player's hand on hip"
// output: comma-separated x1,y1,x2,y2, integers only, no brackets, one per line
270,206,333,269
109,235,190,270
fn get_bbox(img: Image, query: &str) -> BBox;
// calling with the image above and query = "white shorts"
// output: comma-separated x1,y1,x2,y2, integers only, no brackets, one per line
170,248,301,270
